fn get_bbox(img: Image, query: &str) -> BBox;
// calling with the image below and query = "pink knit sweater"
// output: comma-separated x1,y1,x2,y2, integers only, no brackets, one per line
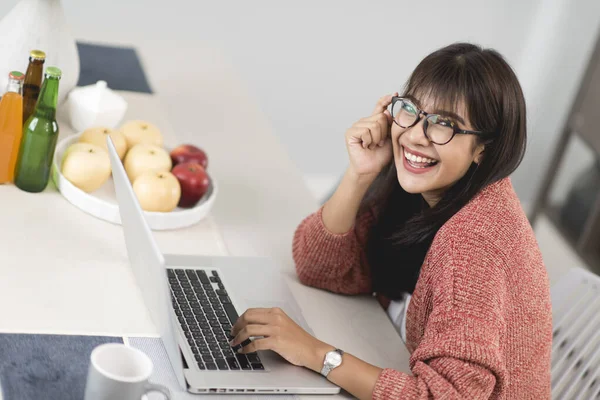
292,177,552,399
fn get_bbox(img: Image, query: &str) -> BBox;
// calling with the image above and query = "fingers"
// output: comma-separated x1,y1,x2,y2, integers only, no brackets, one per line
371,92,399,116
350,113,391,149
238,337,274,354
353,122,382,150
231,308,273,337
230,324,273,347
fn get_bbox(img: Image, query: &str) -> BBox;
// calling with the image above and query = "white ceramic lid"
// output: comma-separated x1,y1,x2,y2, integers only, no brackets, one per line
69,80,127,112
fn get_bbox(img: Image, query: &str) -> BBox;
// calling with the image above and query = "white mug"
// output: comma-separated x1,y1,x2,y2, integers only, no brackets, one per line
84,343,171,400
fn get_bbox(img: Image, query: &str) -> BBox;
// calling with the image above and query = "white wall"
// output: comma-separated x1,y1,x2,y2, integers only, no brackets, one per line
1,0,598,207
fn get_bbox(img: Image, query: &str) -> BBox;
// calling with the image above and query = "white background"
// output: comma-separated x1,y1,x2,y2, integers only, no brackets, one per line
1,0,600,208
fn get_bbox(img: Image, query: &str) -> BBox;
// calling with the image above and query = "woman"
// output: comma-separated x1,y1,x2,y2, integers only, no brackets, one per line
230,43,552,399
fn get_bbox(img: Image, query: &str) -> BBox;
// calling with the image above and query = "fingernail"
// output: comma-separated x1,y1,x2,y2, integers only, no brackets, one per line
237,349,243,354
229,340,235,346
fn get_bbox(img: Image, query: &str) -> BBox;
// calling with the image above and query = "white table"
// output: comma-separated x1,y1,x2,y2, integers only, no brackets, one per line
0,58,410,397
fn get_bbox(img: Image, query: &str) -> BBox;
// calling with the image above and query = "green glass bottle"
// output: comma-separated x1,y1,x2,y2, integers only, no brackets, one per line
14,66,61,193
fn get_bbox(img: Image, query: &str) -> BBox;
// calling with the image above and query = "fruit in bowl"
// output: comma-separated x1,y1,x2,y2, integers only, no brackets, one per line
124,143,172,182
120,120,163,149
133,171,181,212
61,143,111,193
171,162,210,208
79,126,128,159
170,144,208,169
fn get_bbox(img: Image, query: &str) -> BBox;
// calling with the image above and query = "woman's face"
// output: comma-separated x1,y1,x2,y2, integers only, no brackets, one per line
391,96,485,207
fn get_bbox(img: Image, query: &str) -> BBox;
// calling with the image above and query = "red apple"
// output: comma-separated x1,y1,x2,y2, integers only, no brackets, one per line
170,144,208,169
171,162,210,208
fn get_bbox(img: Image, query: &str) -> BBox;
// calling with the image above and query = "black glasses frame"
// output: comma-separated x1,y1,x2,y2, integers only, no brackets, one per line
391,96,495,145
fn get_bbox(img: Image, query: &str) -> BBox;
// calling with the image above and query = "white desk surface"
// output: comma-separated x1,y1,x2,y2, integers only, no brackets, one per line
0,58,410,397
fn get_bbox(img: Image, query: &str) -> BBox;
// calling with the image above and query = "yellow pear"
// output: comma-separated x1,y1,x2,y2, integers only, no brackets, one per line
79,126,127,159
61,143,111,193
120,120,163,150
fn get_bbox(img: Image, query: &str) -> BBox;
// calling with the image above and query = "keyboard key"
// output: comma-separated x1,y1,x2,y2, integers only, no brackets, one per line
251,363,264,370
221,296,232,304
200,349,211,356
216,359,229,370
209,320,221,328
219,317,230,325
226,357,240,370
187,337,195,346
175,269,186,278
185,270,196,278
218,283,225,290
215,310,226,318
198,363,206,370
223,349,235,358
219,342,230,350
247,354,261,364
197,271,210,284
223,304,239,324
167,269,176,278
203,284,213,290
210,276,221,283
202,355,213,363
211,271,219,277
216,289,228,296
205,362,217,370
236,354,251,370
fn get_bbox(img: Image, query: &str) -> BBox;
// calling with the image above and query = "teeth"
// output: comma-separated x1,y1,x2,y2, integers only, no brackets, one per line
403,148,437,164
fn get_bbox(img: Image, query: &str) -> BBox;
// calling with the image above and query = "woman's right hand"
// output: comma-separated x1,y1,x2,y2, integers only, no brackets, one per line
345,93,396,181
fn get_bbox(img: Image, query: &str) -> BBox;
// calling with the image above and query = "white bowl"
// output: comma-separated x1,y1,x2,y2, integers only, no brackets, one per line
52,133,217,230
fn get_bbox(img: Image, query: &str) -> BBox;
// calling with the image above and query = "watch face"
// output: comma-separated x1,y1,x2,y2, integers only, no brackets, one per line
326,351,342,366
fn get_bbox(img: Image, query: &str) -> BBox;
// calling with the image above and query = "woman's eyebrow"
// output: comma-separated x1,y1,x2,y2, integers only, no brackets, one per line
432,109,466,125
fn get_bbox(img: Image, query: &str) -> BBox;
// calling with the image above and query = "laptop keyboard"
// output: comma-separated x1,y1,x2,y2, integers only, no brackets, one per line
168,268,264,371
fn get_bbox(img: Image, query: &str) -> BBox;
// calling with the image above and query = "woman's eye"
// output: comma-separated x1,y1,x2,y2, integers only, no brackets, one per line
436,118,454,127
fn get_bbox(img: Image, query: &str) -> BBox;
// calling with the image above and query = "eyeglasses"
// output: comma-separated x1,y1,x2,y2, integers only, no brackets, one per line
391,96,494,145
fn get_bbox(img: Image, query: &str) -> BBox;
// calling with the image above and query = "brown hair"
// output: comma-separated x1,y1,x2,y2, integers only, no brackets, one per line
365,43,527,298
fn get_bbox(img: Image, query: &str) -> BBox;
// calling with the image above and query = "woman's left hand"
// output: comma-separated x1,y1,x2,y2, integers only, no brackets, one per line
230,307,333,372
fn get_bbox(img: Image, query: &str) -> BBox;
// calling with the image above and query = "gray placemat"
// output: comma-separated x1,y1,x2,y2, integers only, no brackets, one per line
0,333,123,400
77,42,153,94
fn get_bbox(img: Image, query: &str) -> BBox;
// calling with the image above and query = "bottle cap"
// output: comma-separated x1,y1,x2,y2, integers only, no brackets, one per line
9,71,24,81
45,66,62,79
30,50,46,60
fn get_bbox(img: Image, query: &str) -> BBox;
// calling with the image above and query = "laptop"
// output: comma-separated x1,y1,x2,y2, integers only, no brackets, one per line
106,137,339,395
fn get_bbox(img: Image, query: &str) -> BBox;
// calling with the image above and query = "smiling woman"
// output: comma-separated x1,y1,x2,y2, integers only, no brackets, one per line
228,43,551,400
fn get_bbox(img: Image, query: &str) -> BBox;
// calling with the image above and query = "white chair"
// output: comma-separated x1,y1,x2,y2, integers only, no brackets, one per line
551,267,600,399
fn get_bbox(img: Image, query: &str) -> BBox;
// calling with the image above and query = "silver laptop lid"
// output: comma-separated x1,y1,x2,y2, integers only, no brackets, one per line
106,137,187,389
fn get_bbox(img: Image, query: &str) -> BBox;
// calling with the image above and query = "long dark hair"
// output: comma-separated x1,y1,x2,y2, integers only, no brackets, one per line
365,43,527,299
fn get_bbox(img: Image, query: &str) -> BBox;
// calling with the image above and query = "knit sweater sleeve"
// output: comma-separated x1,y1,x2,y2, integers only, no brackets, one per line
292,206,375,295
372,232,508,399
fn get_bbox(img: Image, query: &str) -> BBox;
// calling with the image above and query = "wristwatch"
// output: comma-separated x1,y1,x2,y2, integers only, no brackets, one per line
320,349,344,378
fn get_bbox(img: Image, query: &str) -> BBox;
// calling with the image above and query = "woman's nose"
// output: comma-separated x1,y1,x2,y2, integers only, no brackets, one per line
404,118,430,146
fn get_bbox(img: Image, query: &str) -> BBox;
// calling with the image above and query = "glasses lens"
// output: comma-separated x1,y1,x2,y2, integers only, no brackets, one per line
426,115,454,144
393,99,418,128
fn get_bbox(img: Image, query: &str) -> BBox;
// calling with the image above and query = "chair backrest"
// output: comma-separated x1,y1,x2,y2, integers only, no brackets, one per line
551,267,600,399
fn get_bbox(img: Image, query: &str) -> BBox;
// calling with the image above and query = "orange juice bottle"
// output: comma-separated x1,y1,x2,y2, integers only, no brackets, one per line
0,71,25,183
